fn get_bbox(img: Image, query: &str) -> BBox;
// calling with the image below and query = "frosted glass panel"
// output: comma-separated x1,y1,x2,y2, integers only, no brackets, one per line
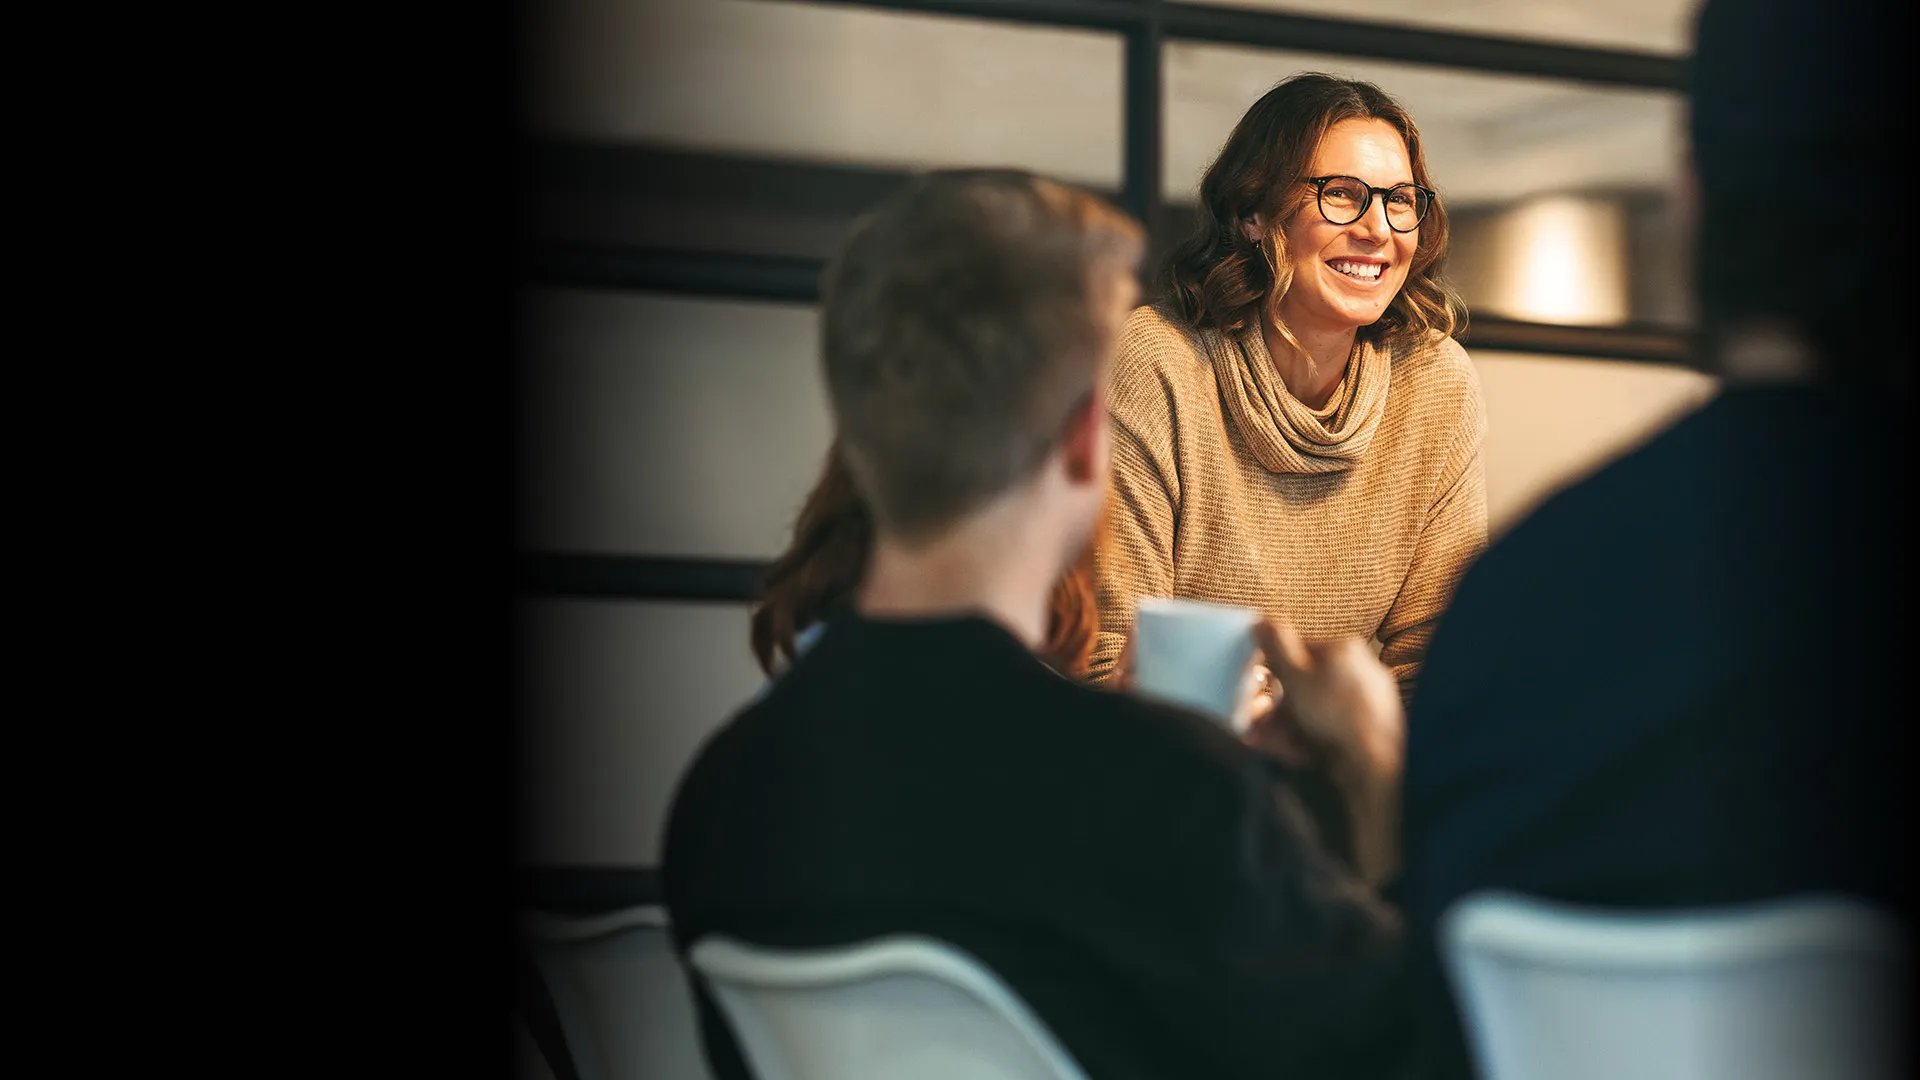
524,0,1124,189
518,289,834,558
1163,42,1682,209
1191,0,1695,56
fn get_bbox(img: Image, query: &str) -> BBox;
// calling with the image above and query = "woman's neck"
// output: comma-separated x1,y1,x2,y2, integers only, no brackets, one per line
1261,312,1353,409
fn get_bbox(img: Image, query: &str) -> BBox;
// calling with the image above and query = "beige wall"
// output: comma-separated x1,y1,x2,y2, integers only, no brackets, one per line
1473,352,1717,537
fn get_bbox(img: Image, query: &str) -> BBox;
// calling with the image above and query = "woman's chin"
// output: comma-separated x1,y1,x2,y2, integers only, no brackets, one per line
1328,305,1390,331
1285,292,1393,335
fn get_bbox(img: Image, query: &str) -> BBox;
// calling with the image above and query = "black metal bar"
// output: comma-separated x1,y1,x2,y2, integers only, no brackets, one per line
524,243,1695,365
526,244,823,304
789,0,1148,33
522,554,767,603
1464,317,1699,367
1160,5,1683,90
527,139,916,211
1121,5,1164,231
791,0,1684,90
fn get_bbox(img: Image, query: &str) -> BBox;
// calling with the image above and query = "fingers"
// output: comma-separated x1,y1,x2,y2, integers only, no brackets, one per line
1243,710,1315,768
1232,663,1273,733
1272,629,1384,681
1315,639,1401,707
1238,685,1276,731
1110,635,1137,690
1248,691,1275,723
1253,619,1312,677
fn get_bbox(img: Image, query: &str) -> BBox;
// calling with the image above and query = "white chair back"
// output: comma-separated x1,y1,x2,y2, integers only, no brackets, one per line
522,905,714,1080
688,934,1089,1080
1440,890,1907,1080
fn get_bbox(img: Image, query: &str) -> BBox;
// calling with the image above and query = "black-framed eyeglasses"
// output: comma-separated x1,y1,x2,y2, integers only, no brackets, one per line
1301,175,1436,232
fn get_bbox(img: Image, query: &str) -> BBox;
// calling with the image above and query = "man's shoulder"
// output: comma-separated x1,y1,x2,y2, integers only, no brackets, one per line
962,660,1228,738
1411,393,1730,708
1500,389,1724,542
1066,682,1265,775
782,641,1254,776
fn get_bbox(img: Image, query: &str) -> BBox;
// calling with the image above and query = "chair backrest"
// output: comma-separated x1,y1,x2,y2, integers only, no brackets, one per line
1439,890,1908,1080
521,905,714,1080
688,934,1089,1080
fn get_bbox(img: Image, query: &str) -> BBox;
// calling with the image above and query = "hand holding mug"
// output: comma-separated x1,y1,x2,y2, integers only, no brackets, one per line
1243,621,1404,783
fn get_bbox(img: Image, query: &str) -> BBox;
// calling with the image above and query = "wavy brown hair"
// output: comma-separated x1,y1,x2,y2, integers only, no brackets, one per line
1162,72,1466,354
750,440,1100,680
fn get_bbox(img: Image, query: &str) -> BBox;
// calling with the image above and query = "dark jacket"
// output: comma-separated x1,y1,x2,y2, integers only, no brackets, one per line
1398,383,1913,1077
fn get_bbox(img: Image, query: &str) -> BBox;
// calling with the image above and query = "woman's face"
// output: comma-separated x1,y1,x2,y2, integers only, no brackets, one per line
1270,118,1420,338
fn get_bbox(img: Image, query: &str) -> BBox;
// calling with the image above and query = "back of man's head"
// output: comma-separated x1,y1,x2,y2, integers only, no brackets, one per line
820,170,1143,541
1689,0,1906,378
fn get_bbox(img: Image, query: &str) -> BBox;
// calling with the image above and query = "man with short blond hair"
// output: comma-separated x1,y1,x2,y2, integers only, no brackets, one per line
663,169,1415,1080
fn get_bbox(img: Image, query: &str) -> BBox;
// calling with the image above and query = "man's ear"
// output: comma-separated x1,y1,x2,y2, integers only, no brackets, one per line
1059,388,1107,485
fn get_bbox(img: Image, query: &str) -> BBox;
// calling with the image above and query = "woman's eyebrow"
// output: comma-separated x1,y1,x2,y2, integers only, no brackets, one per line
1321,171,1418,187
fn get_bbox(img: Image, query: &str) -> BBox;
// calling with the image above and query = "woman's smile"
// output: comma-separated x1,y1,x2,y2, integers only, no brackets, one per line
1327,256,1389,284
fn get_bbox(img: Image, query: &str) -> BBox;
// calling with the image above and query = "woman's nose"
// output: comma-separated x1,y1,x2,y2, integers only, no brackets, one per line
1349,196,1392,241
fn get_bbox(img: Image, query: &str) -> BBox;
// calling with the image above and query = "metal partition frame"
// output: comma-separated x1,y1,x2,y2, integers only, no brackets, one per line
519,0,1696,601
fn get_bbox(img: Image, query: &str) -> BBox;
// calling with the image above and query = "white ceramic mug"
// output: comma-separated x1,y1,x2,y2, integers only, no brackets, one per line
1132,597,1260,726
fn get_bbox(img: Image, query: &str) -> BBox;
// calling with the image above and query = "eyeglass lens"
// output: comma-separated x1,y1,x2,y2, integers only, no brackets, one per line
1318,176,1430,231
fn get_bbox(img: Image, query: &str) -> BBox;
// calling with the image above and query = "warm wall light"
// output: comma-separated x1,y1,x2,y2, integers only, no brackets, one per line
1488,196,1629,326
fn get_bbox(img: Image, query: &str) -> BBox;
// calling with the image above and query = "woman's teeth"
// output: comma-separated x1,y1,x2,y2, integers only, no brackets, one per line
1330,260,1383,280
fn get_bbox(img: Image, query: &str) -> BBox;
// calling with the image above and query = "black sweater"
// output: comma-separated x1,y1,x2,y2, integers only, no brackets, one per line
663,611,1412,1080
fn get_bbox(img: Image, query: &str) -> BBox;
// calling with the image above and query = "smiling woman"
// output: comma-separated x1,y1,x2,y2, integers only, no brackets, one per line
1091,73,1486,708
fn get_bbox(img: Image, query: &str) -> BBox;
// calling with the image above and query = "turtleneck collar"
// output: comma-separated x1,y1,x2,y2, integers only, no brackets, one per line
1201,322,1393,474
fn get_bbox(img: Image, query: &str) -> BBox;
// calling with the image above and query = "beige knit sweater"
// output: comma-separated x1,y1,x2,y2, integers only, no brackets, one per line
1091,304,1488,706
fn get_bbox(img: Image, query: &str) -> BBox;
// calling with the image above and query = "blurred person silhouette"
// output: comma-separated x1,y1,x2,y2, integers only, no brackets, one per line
662,169,1419,1080
1093,73,1486,710
1225,1,1912,1075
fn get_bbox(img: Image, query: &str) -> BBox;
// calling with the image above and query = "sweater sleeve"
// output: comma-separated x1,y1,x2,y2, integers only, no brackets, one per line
1088,355,1185,685
1377,362,1489,709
